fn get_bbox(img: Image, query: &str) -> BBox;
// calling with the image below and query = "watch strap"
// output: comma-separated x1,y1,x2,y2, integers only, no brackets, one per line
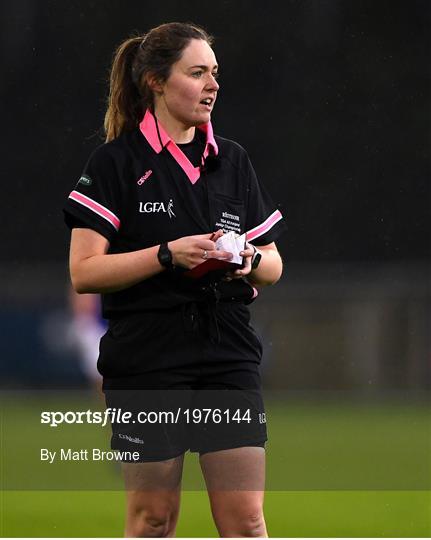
251,245,262,270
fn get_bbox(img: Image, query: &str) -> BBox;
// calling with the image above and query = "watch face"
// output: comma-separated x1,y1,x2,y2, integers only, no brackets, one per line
158,243,173,268
160,252,171,265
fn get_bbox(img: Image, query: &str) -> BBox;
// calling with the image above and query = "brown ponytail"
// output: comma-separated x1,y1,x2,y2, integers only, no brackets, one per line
104,36,143,142
104,23,213,142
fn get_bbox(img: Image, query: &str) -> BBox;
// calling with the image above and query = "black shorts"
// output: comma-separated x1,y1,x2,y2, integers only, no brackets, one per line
100,302,267,462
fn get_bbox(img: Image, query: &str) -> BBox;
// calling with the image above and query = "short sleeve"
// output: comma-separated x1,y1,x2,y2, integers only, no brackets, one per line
63,145,122,242
245,156,287,246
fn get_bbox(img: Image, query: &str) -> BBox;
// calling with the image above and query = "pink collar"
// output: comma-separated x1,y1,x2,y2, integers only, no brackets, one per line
139,109,219,184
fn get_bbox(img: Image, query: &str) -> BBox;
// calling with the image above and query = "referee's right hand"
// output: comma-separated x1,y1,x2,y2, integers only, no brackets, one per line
169,230,232,269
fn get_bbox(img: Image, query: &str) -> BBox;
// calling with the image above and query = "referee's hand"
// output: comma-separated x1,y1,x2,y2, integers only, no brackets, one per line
169,230,232,269
223,243,254,281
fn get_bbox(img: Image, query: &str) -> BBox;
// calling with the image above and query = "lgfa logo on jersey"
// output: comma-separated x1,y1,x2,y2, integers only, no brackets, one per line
139,199,176,219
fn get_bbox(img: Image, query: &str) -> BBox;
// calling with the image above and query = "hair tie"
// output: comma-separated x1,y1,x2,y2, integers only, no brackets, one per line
139,34,148,50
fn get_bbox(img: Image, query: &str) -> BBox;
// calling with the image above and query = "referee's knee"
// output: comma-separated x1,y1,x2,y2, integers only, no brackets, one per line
125,507,176,538
216,507,267,538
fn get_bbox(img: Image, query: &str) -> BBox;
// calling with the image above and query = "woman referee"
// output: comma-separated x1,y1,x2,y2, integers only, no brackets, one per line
64,22,286,538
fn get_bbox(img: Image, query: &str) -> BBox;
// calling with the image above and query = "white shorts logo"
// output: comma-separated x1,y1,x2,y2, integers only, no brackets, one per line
139,199,176,219
118,434,144,444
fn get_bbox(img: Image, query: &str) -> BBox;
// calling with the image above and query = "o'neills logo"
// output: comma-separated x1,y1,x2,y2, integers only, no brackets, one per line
137,169,153,185
118,434,144,444
139,199,176,219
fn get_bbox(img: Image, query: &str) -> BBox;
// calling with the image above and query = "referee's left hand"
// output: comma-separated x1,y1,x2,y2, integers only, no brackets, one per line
223,243,254,281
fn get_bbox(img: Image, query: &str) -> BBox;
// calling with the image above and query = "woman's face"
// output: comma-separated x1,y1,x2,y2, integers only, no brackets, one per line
155,38,220,127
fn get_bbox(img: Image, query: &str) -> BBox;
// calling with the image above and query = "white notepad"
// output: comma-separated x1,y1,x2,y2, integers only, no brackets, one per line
215,231,246,264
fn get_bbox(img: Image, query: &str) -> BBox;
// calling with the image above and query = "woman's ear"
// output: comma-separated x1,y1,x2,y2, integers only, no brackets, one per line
146,73,163,95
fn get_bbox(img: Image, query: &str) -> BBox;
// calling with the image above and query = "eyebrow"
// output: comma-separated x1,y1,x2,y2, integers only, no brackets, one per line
188,64,219,71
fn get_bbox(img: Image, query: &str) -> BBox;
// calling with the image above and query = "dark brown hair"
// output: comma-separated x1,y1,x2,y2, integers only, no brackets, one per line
104,22,213,142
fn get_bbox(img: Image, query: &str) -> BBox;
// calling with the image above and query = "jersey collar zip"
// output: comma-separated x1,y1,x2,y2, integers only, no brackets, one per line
139,109,219,184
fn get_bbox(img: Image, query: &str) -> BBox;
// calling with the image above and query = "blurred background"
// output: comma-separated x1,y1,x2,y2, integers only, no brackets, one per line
1,0,430,537
1,0,430,391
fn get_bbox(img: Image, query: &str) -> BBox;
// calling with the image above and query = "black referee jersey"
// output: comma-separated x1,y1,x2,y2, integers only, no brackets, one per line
64,109,286,319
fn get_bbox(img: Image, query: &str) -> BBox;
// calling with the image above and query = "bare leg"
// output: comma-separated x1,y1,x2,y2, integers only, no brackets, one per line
199,447,267,537
123,454,184,538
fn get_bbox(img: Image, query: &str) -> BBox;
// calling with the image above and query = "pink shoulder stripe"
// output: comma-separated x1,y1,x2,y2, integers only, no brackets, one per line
246,210,283,242
69,190,120,231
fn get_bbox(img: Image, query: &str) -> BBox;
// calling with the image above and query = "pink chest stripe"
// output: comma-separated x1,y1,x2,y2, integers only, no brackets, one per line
167,143,201,183
139,109,218,184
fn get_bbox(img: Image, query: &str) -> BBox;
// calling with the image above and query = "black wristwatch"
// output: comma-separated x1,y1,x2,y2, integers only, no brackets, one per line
251,245,262,270
157,242,174,270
